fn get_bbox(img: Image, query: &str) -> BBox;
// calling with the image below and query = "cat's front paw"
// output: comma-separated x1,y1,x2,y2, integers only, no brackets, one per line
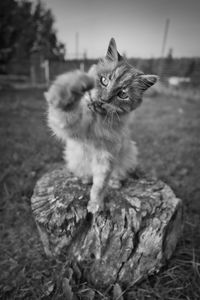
108,178,122,189
87,200,104,214
45,71,95,110
70,71,95,95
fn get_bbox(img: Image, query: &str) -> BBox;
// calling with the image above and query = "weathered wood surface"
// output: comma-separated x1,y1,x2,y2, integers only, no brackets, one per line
31,166,183,289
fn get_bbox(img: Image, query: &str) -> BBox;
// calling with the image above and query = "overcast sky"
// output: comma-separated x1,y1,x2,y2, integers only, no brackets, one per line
37,0,200,58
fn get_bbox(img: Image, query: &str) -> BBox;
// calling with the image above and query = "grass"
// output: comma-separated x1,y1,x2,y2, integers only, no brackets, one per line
0,87,200,299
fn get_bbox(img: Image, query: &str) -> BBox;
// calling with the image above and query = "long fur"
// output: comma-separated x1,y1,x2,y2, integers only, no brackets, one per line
45,38,158,213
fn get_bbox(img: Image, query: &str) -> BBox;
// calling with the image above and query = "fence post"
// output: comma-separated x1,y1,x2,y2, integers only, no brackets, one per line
30,44,45,85
41,60,50,86
80,62,85,71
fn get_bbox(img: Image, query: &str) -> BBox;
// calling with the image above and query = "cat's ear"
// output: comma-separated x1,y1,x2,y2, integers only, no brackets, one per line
106,38,122,62
137,74,159,92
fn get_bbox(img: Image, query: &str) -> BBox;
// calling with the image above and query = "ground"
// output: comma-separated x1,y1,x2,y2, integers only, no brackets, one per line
0,87,200,299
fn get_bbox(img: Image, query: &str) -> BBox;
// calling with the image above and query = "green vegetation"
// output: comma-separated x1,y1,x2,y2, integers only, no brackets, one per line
0,0,65,64
0,88,200,299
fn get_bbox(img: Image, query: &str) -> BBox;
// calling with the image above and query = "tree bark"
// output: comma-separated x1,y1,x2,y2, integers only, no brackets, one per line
31,165,183,289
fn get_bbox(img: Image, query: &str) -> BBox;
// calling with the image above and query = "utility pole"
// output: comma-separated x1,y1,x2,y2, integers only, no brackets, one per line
75,32,79,59
159,18,170,79
161,18,170,58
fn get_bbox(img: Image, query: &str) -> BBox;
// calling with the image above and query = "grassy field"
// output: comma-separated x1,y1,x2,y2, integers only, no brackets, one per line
0,87,200,299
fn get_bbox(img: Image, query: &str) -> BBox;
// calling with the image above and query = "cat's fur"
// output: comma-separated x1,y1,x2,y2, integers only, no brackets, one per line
45,38,158,213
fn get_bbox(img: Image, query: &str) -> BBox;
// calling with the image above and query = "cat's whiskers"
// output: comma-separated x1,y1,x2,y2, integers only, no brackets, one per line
88,91,93,103
103,111,110,125
105,109,112,128
110,106,122,125
106,111,111,128
103,105,121,128
115,110,121,122
108,108,115,128
111,110,115,127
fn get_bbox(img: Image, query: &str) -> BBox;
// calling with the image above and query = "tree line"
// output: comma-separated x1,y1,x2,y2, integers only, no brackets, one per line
128,57,200,85
0,0,65,64
0,0,199,85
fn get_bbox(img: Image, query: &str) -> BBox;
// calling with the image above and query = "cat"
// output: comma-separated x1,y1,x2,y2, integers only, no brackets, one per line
45,38,158,214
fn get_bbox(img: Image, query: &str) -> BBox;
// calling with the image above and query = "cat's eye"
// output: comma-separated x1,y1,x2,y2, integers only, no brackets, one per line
100,76,109,86
118,89,128,99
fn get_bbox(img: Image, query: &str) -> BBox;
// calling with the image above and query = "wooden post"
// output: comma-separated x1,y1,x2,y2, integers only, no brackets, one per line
41,60,50,85
31,166,183,290
30,44,45,85
80,62,84,72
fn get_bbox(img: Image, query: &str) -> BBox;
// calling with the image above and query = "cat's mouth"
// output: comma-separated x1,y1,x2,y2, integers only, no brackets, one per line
87,91,124,115
86,91,104,114
88,99,124,116
88,99,105,114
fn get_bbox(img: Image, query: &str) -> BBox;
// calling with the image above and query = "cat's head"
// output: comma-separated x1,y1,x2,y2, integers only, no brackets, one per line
89,38,158,115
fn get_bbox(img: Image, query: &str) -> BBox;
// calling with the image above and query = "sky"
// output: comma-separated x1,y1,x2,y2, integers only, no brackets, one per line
34,0,200,59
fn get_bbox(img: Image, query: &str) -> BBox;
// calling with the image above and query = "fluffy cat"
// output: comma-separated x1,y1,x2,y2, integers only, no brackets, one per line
45,38,158,214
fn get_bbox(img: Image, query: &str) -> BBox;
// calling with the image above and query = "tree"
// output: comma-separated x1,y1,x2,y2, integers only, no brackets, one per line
32,0,65,60
0,0,19,62
0,0,65,63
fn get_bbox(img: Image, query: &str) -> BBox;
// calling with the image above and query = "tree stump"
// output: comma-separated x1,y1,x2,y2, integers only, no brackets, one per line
31,166,183,290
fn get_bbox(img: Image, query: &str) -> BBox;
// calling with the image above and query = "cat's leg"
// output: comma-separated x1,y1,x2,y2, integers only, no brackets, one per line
64,139,93,182
87,152,113,214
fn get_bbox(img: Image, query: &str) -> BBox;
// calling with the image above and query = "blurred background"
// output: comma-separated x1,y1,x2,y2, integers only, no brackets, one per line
0,0,200,89
0,0,200,299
